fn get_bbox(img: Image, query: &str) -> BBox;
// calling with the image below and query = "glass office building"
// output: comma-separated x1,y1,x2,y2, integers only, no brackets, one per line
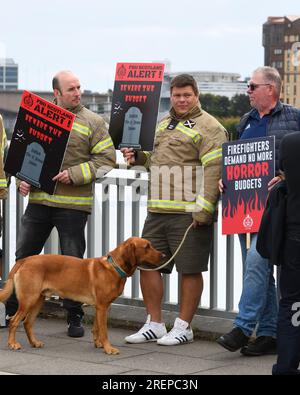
0,58,18,90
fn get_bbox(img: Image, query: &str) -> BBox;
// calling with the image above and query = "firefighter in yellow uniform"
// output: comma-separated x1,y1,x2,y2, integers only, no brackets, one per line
5,71,116,335
0,114,8,279
122,74,228,345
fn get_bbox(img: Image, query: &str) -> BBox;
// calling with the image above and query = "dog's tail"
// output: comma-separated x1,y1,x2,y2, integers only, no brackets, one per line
0,259,24,302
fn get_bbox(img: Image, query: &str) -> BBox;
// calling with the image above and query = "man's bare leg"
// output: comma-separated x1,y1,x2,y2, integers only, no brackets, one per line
140,270,163,322
179,273,203,323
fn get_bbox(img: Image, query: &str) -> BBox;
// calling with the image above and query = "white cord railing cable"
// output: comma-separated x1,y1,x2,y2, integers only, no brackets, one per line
138,222,194,272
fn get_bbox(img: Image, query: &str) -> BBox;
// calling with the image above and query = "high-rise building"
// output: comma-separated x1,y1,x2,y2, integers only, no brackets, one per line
0,58,18,90
263,16,300,106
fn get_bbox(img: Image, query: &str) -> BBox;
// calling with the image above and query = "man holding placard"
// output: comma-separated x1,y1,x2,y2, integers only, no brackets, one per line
217,67,300,356
5,71,116,337
122,74,227,346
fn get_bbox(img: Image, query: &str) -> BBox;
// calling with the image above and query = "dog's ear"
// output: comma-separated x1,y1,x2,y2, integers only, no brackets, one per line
117,238,138,274
128,240,137,269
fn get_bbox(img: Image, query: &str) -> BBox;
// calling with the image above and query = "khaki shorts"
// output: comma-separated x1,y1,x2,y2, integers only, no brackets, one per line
142,212,213,274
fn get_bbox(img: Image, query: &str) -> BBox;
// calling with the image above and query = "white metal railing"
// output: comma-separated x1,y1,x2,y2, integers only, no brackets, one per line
1,176,243,319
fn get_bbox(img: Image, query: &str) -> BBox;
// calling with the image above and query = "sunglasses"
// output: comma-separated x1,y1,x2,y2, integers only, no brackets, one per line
247,83,272,91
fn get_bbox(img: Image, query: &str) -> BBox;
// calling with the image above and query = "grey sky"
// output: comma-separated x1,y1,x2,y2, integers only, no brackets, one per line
1,0,298,93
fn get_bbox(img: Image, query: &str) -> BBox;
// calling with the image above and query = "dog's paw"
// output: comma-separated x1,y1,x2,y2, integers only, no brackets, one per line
31,340,44,348
104,346,120,355
8,342,22,350
94,341,103,348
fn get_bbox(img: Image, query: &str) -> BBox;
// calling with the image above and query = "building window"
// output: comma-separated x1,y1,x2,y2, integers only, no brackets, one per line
274,49,282,55
0,60,18,89
294,85,297,95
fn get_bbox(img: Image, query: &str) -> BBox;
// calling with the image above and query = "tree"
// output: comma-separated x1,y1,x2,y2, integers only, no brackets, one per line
200,93,249,118
230,94,251,117
215,95,231,117
216,117,240,141
199,93,216,114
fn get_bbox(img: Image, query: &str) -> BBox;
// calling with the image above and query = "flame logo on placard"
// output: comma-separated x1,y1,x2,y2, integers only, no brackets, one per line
222,192,265,234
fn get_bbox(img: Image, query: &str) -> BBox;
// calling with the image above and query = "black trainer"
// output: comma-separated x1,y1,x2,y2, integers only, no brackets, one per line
5,315,12,327
240,336,277,356
217,327,250,352
0,315,12,329
67,314,84,338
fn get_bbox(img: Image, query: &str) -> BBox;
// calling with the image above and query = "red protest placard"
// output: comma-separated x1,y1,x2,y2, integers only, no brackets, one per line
4,91,75,194
109,62,165,151
115,63,164,82
221,136,275,234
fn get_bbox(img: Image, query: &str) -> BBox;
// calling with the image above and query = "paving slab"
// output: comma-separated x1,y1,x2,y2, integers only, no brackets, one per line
105,351,232,375
0,317,275,375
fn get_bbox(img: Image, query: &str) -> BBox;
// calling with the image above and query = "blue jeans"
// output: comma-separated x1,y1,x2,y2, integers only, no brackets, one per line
234,233,278,338
6,204,88,317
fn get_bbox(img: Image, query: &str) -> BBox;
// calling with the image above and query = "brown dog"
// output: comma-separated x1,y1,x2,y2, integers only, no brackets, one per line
0,237,164,354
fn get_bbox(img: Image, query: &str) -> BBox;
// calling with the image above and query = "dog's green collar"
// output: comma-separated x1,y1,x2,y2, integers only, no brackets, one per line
107,255,127,278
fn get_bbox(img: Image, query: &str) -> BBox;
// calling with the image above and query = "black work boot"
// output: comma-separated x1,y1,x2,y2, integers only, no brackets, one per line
5,315,12,327
241,336,277,356
0,315,11,329
217,327,250,352
67,314,84,338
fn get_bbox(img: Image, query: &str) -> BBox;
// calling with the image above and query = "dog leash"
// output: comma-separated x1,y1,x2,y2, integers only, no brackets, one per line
138,222,194,272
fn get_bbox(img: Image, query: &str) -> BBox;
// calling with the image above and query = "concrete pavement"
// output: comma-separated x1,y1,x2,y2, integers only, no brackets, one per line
0,316,276,375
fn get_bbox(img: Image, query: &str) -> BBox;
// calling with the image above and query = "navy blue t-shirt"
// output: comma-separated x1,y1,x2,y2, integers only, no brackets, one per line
240,110,270,140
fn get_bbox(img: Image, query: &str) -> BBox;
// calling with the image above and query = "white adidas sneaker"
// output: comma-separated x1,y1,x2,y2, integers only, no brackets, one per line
157,317,193,346
125,315,167,344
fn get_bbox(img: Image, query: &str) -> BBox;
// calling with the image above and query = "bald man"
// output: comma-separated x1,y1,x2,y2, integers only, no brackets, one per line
5,71,116,337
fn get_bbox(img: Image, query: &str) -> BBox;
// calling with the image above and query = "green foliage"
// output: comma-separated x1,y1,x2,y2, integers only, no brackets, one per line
216,117,240,141
200,93,251,118
229,94,251,117
200,94,231,117
199,93,251,141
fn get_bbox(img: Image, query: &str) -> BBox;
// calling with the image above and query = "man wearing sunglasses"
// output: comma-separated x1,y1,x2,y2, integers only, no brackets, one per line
217,66,300,356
